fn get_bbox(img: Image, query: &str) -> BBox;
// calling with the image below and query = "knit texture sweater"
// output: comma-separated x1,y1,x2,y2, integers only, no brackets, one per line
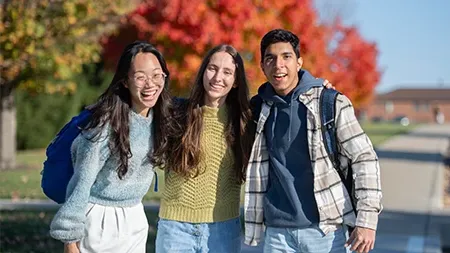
50,110,155,243
159,105,241,223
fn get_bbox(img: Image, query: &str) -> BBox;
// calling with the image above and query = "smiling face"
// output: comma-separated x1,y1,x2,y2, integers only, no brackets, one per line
202,51,236,108
126,52,165,117
261,42,303,96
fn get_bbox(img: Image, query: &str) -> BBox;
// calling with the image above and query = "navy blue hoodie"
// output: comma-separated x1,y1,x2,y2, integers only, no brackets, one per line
251,70,324,228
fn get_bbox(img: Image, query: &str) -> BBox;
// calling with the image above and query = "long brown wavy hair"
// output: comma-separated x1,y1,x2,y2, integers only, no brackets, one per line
165,44,253,184
83,41,174,179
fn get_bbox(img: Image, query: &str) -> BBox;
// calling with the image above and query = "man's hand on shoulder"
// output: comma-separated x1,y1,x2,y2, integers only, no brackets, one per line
345,226,376,253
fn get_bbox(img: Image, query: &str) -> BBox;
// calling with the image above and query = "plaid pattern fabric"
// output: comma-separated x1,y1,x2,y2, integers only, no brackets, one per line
244,86,382,246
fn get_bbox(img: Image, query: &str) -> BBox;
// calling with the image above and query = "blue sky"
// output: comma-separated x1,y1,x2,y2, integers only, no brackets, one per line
317,1,450,93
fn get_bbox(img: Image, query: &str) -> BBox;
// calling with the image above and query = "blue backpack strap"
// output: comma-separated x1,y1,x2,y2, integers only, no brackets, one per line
250,95,263,123
320,88,341,170
320,89,357,219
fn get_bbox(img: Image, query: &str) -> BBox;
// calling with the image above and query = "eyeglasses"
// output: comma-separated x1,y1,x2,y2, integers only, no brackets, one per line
132,72,167,86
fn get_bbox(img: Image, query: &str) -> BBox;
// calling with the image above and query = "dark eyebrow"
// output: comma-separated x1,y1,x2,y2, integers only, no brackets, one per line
132,68,162,75
208,64,233,72
264,51,294,59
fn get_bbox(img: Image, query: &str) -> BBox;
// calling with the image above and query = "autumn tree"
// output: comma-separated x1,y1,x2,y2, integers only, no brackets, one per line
0,0,139,169
102,0,380,102
328,22,381,108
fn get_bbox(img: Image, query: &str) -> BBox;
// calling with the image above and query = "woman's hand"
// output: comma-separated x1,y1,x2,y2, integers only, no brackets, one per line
64,242,80,253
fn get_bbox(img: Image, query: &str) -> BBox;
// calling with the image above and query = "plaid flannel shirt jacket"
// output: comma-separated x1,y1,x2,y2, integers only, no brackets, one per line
244,86,382,246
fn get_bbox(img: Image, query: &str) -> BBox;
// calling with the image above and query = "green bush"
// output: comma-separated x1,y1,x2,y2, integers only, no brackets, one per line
16,64,113,150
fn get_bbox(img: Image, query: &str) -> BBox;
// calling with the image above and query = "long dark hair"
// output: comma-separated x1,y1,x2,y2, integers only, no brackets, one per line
84,41,173,179
165,44,253,184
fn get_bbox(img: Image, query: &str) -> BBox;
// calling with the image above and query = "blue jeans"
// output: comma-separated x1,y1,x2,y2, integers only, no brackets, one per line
155,218,241,253
263,226,350,253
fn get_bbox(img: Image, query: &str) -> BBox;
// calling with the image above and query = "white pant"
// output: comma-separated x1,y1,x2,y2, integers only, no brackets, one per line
79,202,149,253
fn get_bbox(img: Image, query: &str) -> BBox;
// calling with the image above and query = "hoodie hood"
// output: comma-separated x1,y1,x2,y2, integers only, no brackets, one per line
256,69,325,145
258,69,324,104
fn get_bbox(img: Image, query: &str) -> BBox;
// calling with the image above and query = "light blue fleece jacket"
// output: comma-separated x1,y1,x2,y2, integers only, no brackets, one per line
50,110,155,243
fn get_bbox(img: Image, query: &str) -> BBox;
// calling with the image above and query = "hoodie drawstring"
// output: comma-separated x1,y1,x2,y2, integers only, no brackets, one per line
289,102,293,142
271,106,277,148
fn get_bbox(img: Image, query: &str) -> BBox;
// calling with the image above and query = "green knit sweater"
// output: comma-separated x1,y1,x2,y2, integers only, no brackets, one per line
159,105,241,223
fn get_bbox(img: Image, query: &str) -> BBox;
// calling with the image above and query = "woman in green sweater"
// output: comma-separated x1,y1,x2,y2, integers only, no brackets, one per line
154,44,253,252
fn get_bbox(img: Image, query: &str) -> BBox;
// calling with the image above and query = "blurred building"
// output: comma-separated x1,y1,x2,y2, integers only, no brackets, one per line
364,88,450,124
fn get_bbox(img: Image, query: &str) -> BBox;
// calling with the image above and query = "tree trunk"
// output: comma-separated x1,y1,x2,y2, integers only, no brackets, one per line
0,84,16,170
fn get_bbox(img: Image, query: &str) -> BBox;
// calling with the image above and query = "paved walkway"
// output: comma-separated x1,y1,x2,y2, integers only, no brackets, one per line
378,124,449,212
372,123,450,253
1,124,450,253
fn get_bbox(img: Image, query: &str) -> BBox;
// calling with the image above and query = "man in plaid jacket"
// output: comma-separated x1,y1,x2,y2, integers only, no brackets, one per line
244,29,382,253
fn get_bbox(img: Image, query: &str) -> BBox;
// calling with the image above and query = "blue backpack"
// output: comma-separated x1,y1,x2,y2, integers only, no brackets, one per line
41,110,92,204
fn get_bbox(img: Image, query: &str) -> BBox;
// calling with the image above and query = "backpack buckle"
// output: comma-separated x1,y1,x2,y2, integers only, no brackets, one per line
323,119,335,130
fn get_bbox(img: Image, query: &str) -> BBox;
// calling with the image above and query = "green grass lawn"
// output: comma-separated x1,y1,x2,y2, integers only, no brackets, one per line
0,122,414,201
0,210,159,253
361,122,414,147
0,148,164,200
0,159,164,201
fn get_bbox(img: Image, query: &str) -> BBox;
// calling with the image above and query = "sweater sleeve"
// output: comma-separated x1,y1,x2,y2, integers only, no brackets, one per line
49,127,111,243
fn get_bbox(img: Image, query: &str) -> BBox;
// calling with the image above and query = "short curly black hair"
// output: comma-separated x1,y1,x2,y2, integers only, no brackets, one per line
260,29,300,62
